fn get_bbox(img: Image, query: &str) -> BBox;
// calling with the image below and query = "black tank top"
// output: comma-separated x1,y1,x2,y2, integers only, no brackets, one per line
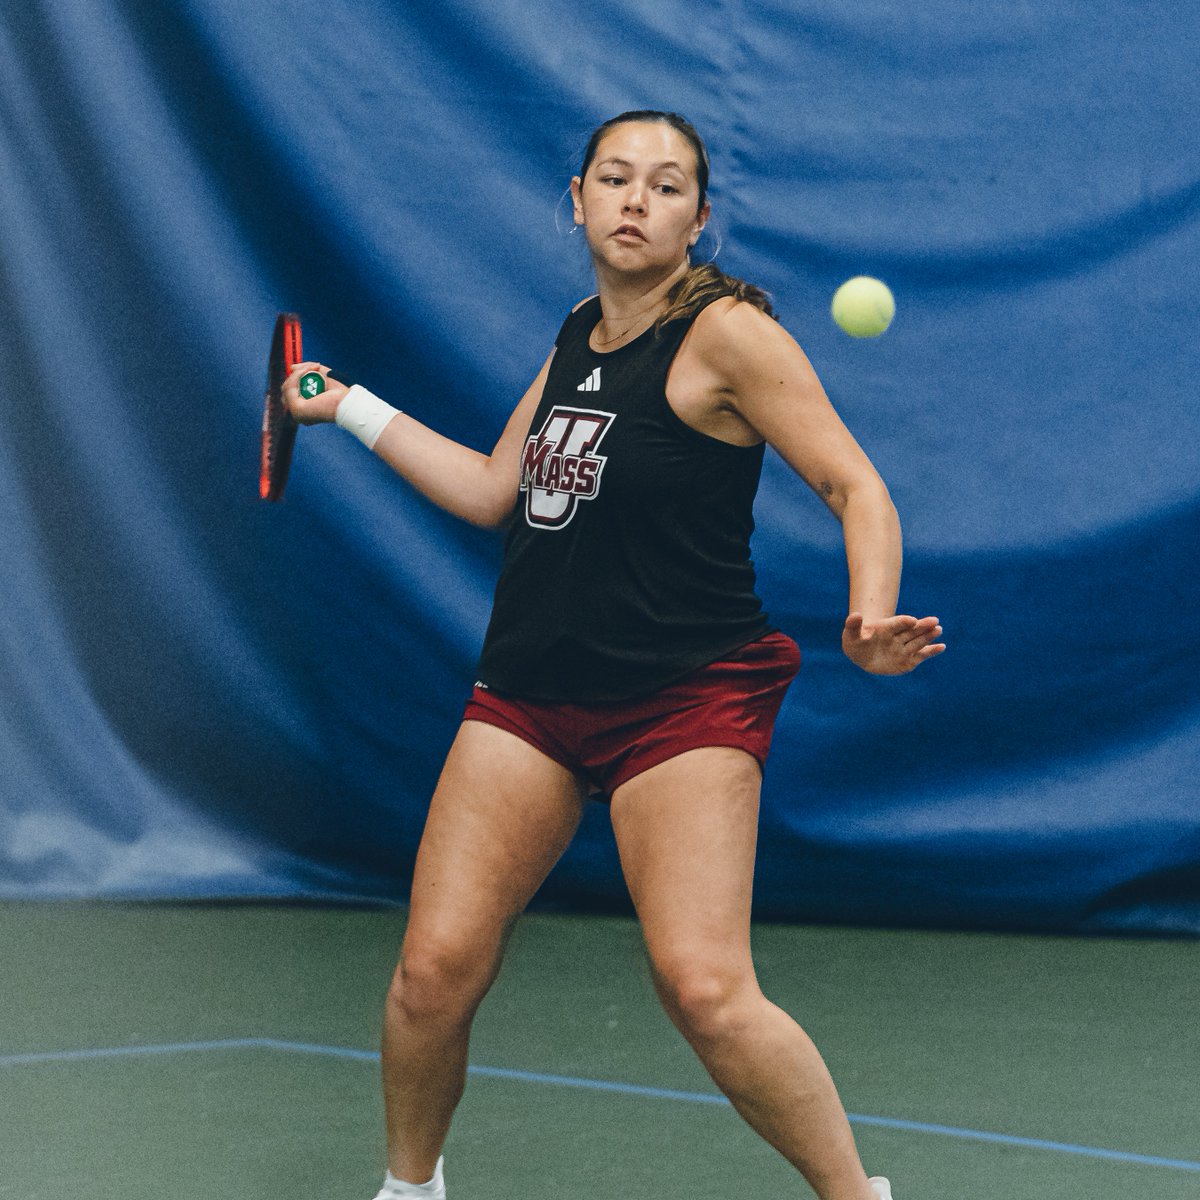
475,296,772,701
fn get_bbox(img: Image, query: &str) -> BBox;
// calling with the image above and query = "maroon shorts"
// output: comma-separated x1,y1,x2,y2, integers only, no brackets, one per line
462,631,800,797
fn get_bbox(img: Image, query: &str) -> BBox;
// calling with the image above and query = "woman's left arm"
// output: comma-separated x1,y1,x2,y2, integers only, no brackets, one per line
697,301,945,675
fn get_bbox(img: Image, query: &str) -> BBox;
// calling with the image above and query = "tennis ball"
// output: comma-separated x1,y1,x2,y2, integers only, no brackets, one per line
831,276,895,338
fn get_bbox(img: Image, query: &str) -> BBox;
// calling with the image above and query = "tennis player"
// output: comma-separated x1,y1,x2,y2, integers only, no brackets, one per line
285,110,944,1200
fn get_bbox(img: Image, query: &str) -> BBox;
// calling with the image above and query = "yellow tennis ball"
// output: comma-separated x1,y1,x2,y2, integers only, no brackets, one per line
831,276,895,338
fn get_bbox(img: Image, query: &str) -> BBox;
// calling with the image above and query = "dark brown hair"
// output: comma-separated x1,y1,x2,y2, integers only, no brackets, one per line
578,111,775,327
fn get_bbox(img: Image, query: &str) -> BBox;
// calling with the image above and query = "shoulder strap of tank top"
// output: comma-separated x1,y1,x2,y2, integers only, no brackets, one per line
554,297,602,348
650,295,715,357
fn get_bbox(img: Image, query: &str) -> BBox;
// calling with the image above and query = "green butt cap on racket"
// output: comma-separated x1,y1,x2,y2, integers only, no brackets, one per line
298,371,326,399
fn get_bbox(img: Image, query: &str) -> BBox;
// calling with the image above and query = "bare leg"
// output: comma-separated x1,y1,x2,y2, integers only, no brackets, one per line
382,720,585,1183
610,747,877,1200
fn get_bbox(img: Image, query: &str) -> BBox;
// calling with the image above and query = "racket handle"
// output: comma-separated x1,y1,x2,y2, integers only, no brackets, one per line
298,371,326,399
297,370,348,399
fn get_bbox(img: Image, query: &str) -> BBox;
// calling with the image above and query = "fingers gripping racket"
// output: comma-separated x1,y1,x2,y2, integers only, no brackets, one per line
259,313,347,501
259,312,303,501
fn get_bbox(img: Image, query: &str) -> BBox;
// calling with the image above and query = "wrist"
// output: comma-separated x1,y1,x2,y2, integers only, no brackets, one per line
335,385,401,449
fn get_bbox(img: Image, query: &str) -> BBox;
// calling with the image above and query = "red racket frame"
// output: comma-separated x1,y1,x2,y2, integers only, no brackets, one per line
259,312,303,501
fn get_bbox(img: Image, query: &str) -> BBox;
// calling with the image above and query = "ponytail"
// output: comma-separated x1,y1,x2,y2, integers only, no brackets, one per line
654,263,775,332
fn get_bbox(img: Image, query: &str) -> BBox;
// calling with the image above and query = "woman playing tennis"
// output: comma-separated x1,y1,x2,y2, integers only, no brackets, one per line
285,109,944,1200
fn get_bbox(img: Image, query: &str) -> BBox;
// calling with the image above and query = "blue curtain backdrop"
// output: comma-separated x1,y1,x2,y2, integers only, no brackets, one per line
2,0,1197,933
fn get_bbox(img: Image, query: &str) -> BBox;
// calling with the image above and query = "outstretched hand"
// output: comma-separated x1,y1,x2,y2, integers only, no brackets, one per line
842,613,945,675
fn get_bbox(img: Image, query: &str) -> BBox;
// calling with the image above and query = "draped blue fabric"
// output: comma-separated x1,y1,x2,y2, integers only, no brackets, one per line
2,0,1197,932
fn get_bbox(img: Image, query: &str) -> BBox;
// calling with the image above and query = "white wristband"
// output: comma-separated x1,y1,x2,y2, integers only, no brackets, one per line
335,385,401,450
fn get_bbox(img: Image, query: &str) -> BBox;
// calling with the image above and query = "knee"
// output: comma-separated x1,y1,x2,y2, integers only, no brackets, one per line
651,957,760,1046
387,929,500,1026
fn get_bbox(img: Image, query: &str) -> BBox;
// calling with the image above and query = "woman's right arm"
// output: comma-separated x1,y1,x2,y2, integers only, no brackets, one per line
283,351,553,529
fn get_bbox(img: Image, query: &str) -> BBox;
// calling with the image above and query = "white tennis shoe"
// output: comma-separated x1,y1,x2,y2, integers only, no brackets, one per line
372,1157,445,1200
868,1178,893,1200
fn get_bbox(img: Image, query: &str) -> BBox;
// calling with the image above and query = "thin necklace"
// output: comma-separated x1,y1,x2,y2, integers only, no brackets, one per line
594,298,665,346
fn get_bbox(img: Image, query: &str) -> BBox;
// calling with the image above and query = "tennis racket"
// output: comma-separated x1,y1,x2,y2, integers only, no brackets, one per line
259,311,304,501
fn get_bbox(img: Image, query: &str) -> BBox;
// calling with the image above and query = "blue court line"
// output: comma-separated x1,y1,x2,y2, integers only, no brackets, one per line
466,1064,1200,1173
3,1038,1198,1174
0,1038,264,1067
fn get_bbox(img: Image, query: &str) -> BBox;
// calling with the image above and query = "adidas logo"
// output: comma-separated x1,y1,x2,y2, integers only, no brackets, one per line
576,367,601,392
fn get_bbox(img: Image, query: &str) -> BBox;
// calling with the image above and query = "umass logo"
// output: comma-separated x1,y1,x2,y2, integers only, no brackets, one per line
520,406,616,529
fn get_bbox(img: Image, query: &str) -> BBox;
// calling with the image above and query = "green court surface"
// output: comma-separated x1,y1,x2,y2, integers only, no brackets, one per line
1,902,1196,1199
